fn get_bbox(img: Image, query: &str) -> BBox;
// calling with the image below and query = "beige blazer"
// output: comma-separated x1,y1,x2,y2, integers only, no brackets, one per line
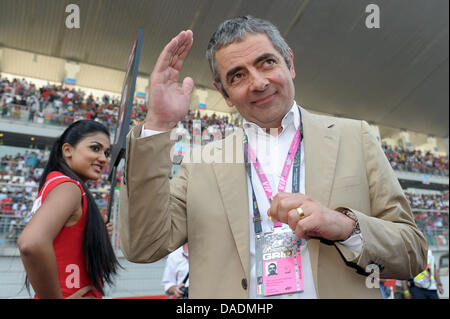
118,107,427,299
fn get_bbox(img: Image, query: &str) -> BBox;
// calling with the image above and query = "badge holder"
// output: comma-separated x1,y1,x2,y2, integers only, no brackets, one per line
256,224,305,297
245,118,305,297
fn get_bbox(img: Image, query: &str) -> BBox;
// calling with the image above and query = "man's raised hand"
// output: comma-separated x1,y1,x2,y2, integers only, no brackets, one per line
145,30,195,132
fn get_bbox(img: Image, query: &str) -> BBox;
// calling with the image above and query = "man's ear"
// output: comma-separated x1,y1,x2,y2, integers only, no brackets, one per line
213,81,234,108
288,48,296,80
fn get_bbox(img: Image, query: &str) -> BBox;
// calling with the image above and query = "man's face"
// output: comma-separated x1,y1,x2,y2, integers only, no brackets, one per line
268,263,277,275
214,33,296,130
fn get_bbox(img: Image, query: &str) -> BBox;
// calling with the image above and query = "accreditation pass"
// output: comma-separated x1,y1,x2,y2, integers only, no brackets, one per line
258,227,304,296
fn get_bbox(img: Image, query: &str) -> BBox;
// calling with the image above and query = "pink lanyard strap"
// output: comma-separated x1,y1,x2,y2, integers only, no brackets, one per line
247,126,302,225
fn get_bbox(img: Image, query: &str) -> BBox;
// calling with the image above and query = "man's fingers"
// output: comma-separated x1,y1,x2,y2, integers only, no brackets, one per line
270,193,295,223
273,192,292,200
153,36,179,73
154,30,193,73
175,30,194,65
268,197,279,222
269,193,313,227
287,209,300,231
174,285,185,297
294,218,312,239
182,77,195,97
271,194,305,223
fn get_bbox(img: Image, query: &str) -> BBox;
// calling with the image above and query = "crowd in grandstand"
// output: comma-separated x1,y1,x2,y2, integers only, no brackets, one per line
382,142,449,177
0,76,124,131
0,76,240,139
404,192,449,246
406,192,449,211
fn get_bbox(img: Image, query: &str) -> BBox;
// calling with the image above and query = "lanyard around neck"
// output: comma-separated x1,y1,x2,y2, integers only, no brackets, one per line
243,112,303,234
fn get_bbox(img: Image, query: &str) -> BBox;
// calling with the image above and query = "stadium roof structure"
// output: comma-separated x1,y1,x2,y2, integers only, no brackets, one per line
0,0,448,137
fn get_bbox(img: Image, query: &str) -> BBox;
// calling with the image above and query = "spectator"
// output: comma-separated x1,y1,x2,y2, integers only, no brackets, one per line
162,243,189,299
24,177,37,195
25,152,38,169
0,191,13,234
402,249,444,299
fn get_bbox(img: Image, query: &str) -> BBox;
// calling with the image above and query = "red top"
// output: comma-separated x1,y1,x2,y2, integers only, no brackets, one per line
33,171,102,299
1,197,13,214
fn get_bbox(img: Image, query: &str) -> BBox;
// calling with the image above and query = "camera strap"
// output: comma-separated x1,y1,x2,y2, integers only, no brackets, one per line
182,272,189,284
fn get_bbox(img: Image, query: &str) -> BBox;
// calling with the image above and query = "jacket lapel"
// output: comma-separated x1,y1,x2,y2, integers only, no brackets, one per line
212,129,250,280
301,107,340,297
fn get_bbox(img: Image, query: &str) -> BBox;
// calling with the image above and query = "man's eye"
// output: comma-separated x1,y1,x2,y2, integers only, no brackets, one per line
231,73,244,84
263,59,275,67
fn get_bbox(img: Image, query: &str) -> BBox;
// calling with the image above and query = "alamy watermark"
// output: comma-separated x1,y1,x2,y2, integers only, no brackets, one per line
365,4,380,29
365,264,381,288
65,4,80,29
64,4,379,30
168,121,284,165
65,264,80,289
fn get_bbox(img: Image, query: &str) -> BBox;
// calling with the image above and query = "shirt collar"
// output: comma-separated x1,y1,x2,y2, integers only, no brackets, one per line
243,100,300,136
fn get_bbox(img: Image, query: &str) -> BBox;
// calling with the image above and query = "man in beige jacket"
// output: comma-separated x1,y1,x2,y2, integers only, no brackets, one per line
119,16,427,298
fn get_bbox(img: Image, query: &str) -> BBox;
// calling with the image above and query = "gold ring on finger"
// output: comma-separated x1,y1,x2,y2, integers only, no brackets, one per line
297,207,305,219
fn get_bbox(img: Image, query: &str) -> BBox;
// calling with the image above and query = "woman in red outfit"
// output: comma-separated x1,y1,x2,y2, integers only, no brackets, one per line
18,120,119,298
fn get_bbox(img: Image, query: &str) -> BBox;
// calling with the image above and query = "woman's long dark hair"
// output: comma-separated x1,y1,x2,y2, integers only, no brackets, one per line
27,120,120,296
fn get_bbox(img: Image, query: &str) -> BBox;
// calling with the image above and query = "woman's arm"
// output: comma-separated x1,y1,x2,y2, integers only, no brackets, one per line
18,182,82,298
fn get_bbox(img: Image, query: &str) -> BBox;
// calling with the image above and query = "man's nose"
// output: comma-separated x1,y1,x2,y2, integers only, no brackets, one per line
249,71,269,91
